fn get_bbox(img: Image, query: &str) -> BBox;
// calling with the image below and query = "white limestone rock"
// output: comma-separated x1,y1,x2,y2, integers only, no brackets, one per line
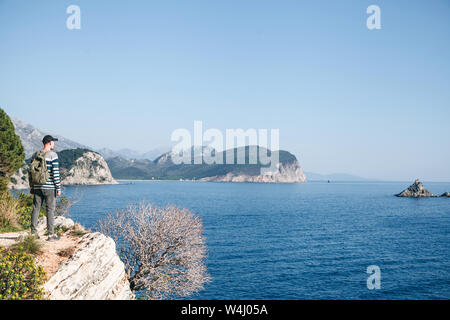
200,159,307,183
44,232,134,300
36,216,75,235
61,151,118,185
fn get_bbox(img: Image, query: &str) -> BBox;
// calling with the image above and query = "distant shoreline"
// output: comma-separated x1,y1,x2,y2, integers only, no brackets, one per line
116,179,450,183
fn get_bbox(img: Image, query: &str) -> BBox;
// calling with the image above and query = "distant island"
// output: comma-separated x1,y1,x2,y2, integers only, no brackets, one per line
107,146,307,183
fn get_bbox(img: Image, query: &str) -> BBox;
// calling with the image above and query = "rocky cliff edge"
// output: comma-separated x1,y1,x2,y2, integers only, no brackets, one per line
44,230,134,300
0,216,134,300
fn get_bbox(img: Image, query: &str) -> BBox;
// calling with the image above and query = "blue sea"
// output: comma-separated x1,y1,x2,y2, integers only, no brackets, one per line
59,181,449,299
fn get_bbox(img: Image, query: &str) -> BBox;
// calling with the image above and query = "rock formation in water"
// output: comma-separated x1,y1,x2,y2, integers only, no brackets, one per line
59,149,118,186
395,179,437,197
440,192,450,197
44,231,134,300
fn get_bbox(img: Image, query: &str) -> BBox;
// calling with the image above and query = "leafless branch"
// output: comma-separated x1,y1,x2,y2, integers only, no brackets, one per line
98,202,210,299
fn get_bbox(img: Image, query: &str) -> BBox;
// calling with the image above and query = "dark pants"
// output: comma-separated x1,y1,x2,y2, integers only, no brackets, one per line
31,189,56,235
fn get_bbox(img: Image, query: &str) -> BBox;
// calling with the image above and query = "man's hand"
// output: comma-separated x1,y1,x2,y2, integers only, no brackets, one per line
56,190,61,197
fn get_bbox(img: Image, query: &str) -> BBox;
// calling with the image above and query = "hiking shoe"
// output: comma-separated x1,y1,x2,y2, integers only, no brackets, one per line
47,234,60,241
31,232,40,239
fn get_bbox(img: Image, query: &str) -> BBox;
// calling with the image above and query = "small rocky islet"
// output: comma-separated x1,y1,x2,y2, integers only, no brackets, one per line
395,179,449,198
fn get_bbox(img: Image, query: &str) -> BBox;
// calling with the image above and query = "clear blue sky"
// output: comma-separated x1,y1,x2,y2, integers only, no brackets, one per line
1,0,449,181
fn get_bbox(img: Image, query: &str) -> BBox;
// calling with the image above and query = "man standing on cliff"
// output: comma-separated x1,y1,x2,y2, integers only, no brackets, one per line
29,135,61,241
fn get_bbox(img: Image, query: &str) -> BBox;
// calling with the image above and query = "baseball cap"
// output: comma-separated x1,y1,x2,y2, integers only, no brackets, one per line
42,135,59,145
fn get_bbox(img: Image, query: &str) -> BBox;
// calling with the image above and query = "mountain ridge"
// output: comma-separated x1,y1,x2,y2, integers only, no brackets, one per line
107,146,306,183
12,118,170,161
12,118,89,158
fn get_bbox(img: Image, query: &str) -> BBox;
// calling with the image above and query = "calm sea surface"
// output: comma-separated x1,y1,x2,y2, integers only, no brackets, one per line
58,181,449,299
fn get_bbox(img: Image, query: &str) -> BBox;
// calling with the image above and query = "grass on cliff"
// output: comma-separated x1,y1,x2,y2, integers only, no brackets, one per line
0,192,74,234
12,235,43,255
0,192,20,232
0,189,78,300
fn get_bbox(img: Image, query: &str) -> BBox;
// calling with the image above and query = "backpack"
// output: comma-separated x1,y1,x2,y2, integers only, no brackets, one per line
30,150,50,185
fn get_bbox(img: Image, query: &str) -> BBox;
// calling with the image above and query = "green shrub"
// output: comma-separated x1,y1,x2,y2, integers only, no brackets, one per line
0,108,25,194
55,196,71,217
15,193,44,230
70,223,87,237
53,225,69,237
0,192,19,232
16,192,33,208
0,247,47,300
71,230,86,237
5,192,72,232
12,235,43,255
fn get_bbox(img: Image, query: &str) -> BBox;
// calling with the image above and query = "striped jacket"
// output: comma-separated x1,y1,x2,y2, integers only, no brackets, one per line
30,150,61,191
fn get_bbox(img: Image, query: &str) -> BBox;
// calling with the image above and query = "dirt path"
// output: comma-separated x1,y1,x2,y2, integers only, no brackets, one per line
0,231,28,247
0,218,85,278
35,233,80,277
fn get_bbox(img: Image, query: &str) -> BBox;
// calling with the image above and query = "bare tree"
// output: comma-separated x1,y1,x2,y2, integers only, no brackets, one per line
55,187,83,217
98,202,210,299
